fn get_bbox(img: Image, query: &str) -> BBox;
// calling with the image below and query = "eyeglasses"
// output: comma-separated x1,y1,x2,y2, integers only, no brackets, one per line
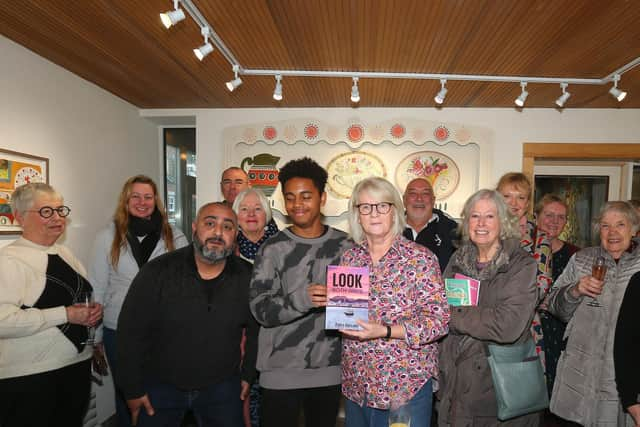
26,206,71,218
356,202,393,215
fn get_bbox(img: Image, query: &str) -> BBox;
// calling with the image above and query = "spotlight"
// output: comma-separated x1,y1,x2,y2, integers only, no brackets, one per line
609,74,627,102
194,27,213,61
515,82,529,107
555,83,570,107
350,77,360,103
160,1,185,29
273,75,283,101
226,65,243,91
434,79,448,105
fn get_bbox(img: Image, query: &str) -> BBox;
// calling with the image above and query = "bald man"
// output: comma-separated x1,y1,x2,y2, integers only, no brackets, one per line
402,178,457,272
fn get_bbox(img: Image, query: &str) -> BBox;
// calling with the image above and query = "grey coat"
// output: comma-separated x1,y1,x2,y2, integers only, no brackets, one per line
437,238,540,427
547,242,640,427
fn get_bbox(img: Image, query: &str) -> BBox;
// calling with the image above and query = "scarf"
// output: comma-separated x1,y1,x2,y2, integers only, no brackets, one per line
237,219,279,261
126,209,162,267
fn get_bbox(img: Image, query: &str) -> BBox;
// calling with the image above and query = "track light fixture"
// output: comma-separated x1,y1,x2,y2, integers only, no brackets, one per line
514,82,529,107
434,79,448,105
160,0,185,29
226,65,243,92
350,77,360,103
555,83,571,107
194,26,214,61
273,75,283,101
609,74,627,102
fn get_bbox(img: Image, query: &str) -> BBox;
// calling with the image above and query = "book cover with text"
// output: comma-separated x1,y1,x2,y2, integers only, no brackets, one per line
454,273,481,305
325,265,369,330
445,278,472,306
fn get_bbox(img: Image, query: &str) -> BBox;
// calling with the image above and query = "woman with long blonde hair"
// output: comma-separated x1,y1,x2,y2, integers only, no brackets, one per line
89,175,188,426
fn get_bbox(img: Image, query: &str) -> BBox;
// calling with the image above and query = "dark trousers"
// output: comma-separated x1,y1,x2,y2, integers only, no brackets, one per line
261,384,341,427
0,359,91,427
103,327,133,427
136,376,243,427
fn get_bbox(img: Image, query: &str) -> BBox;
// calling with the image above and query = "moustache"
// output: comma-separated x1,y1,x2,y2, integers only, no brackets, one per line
204,237,226,245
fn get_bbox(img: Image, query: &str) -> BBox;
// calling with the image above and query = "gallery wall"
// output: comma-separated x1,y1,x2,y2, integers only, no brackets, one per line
0,36,160,258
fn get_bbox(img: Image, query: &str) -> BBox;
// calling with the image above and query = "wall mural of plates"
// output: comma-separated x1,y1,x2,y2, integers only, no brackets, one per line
326,152,387,199
395,151,460,200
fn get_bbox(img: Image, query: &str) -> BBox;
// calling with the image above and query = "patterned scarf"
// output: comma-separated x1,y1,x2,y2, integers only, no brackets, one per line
237,219,279,261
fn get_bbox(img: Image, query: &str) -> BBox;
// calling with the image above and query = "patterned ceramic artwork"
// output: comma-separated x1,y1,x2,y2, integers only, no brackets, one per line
304,123,319,139
326,152,387,199
395,151,460,199
390,123,406,139
434,126,450,141
241,153,280,197
347,124,365,143
263,126,277,140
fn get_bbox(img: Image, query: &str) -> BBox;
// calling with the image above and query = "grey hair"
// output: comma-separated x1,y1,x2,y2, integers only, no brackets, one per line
593,201,640,235
459,189,521,242
11,183,62,216
232,188,273,224
348,177,406,243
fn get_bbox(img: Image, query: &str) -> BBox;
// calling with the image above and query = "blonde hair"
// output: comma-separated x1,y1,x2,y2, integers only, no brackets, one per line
496,172,532,198
110,175,174,267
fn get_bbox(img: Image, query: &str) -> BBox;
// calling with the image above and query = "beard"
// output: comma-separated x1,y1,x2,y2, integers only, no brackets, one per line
192,231,233,264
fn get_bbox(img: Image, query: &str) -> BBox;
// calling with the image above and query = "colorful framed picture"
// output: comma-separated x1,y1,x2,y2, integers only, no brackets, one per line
0,148,49,235
395,151,460,200
326,151,387,199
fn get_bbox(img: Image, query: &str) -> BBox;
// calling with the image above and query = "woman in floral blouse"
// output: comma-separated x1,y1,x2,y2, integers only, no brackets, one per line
339,177,450,427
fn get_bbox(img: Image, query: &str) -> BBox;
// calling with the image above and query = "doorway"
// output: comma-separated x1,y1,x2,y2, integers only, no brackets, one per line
164,128,196,241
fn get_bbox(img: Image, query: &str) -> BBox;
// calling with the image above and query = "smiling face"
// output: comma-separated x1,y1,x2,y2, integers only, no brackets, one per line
599,210,634,260
237,192,267,236
499,184,529,220
192,203,237,264
536,201,568,240
468,198,501,252
403,178,435,227
283,177,326,237
127,183,156,219
17,194,67,246
358,190,394,242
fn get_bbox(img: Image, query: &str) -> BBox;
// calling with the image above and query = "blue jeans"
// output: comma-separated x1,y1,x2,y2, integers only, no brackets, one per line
103,327,131,427
345,379,433,427
136,376,243,427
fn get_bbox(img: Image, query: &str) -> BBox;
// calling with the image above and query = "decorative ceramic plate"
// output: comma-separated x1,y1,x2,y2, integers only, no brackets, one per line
395,151,460,199
326,152,387,199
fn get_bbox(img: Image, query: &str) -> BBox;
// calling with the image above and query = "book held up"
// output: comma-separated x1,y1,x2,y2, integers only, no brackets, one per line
325,265,369,330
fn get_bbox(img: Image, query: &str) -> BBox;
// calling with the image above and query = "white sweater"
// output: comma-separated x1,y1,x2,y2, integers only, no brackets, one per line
0,238,92,379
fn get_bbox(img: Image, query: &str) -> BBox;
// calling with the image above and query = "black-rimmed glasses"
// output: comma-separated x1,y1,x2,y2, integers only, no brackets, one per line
356,202,393,215
27,206,71,218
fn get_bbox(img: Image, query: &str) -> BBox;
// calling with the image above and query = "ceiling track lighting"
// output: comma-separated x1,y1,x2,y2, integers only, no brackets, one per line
515,82,529,107
194,26,214,61
226,64,243,91
609,74,627,102
350,77,360,103
273,75,283,101
555,83,571,107
159,1,640,105
160,0,185,29
434,79,448,104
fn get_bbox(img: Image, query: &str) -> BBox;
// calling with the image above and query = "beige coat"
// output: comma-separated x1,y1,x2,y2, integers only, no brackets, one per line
437,238,540,427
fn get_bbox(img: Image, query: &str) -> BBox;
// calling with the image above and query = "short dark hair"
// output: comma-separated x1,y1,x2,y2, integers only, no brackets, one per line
278,157,328,194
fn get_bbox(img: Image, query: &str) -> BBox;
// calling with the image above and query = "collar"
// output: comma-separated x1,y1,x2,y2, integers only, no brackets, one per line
406,212,439,235
355,234,406,261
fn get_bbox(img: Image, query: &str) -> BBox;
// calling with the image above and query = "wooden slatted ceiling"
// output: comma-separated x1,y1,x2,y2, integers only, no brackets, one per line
1,0,639,108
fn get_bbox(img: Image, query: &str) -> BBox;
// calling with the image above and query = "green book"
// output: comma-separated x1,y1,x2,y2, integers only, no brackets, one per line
445,278,472,306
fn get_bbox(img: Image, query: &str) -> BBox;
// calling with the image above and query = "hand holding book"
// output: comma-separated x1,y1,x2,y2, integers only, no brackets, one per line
445,274,481,306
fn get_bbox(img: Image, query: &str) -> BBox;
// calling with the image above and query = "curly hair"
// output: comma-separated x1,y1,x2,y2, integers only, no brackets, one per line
110,175,174,267
278,157,328,194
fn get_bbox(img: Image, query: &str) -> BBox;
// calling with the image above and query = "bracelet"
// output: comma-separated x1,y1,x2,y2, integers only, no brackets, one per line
385,325,392,339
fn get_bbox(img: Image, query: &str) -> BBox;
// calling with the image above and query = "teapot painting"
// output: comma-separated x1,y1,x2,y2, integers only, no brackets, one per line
241,153,280,197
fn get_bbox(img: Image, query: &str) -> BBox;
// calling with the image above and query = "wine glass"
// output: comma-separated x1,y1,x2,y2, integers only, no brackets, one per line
587,256,607,307
75,290,96,346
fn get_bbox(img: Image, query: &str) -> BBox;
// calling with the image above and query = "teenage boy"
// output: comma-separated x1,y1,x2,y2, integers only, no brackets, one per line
249,157,351,427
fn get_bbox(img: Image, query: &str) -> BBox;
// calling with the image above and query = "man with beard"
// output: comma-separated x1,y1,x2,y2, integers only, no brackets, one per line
116,202,257,427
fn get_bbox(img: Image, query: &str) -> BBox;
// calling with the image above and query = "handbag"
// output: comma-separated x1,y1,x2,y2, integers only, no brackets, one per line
487,339,549,421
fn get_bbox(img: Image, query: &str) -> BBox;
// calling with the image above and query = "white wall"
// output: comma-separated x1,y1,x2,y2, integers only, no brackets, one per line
0,36,160,258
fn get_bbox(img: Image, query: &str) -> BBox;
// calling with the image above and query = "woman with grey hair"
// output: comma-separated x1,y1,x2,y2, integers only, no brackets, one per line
437,189,540,427
0,183,103,426
547,201,640,426
339,177,449,427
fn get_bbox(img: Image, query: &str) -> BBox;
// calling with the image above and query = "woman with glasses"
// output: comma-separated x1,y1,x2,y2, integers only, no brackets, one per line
339,177,450,427
89,175,188,426
0,183,103,427
437,189,540,427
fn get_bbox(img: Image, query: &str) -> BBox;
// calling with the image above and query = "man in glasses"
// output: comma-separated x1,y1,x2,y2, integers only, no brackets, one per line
402,177,457,272
249,157,352,427
220,167,250,205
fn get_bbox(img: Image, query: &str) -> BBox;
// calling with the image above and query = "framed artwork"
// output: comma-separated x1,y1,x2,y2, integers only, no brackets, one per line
395,151,460,200
326,151,387,199
0,148,49,235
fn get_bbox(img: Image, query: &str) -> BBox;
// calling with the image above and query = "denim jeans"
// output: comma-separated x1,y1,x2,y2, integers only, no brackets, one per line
136,376,243,427
344,379,433,427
